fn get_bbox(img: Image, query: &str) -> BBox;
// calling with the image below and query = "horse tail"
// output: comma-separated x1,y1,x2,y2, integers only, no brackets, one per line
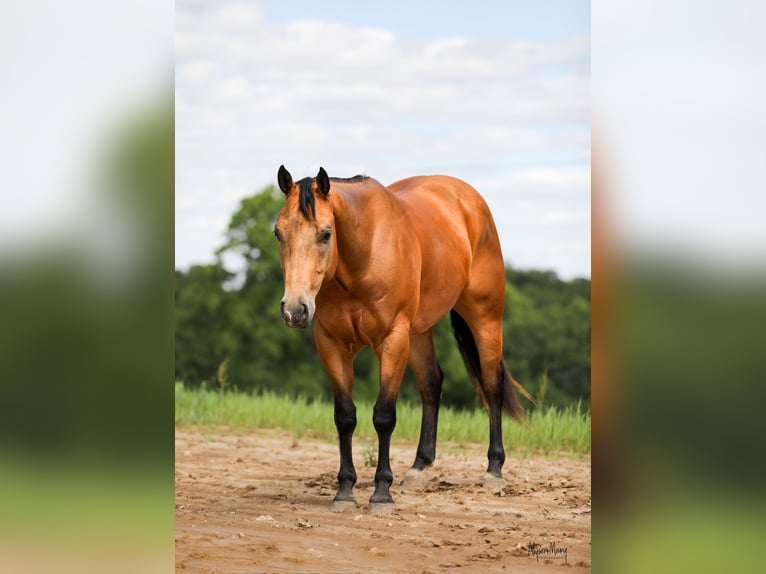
449,310,534,423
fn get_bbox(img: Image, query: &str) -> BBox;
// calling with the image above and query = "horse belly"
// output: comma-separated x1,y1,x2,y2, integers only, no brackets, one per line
411,257,469,333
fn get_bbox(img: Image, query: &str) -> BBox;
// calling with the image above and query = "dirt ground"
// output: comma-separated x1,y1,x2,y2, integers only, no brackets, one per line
175,427,591,573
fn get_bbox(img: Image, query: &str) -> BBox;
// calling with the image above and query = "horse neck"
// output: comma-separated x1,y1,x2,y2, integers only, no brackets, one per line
330,182,391,281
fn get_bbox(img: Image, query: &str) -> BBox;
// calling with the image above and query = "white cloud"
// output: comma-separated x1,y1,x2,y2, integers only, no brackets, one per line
539,209,591,226
509,168,591,189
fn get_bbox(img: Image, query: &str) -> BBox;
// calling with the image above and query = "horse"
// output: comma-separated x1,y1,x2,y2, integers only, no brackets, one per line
274,165,533,514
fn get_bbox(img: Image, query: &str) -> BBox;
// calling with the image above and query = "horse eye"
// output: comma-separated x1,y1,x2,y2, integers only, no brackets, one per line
320,229,332,243
273,229,282,241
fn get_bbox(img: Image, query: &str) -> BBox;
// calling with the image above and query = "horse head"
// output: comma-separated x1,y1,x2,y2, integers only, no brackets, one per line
274,165,338,328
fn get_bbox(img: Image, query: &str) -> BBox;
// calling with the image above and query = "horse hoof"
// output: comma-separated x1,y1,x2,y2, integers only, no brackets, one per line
481,472,506,491
368,502,395,515
400,468,426,491
330,500,357,513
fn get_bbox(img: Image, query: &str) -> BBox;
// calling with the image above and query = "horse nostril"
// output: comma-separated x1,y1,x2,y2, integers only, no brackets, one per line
301,303,308,318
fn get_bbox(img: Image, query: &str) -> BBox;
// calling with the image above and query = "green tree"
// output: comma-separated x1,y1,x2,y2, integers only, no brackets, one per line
504,269,591,410
174,264,233,388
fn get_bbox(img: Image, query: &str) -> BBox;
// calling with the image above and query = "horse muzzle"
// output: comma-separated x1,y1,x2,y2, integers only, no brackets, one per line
280,298,315,329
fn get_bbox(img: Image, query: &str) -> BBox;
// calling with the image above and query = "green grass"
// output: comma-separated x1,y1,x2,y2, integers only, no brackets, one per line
175,383,590,455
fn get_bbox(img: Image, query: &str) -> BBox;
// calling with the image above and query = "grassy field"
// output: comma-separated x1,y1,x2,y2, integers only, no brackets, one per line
175,384,590,456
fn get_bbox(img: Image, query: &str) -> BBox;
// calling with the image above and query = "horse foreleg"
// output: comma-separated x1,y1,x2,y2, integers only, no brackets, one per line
332,391,358,510
315,323,358,511
369,327,409,514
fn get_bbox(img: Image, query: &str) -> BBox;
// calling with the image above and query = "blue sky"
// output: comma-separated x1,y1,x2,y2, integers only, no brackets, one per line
262,1,590,42
176,0,591,278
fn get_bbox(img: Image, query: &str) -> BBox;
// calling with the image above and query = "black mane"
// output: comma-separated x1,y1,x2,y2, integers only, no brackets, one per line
297,177,315,219
296,174,369,219
330,175,369,183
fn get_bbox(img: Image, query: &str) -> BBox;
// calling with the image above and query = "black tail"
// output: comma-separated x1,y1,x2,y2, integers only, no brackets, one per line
449,310,534,423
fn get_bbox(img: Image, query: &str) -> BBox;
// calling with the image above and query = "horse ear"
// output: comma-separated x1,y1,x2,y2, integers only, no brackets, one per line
316,167,330,197
277,165,293,195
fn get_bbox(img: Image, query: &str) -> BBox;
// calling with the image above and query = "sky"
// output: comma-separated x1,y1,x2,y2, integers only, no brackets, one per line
176,0,591,279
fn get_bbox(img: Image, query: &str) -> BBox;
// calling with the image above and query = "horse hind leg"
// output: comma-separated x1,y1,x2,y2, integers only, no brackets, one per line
450,307,522,490
401,330,443,490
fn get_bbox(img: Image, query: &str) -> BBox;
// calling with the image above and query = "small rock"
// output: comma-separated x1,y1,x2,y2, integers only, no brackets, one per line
368,547,385,556
510,542,529,557
296,518,313,529
256,515,274,522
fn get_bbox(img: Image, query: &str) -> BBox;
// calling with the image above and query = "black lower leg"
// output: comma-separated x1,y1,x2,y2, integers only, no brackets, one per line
370,396,397,504
486,401,505,477
333,395,357,502
413,366,443,470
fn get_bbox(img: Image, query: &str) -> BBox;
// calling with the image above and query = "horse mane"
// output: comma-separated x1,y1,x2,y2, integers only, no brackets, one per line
297,177,316,219
330,175,369,184
297,174,370,219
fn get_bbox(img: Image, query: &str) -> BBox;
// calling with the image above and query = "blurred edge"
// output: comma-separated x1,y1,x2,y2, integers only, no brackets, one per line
593,1,766,573
4,1,766,573
0,1,174,573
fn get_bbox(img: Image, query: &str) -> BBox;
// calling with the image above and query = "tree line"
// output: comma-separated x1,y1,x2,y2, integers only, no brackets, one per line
175,185,591,411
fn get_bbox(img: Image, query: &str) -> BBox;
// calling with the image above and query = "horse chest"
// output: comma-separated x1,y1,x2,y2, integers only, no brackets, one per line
316,295,392,351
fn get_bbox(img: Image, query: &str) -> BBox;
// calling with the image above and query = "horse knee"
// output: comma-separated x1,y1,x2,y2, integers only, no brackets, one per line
373,401,396,434
334,399,357,435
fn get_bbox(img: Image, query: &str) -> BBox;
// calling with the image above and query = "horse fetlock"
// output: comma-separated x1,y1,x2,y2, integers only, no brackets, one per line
337,470,357,487
413,447,436,469
374,468,393,486
369,489,394,504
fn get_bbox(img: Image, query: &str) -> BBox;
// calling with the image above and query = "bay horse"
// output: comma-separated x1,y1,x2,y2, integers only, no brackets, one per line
274,165,533,514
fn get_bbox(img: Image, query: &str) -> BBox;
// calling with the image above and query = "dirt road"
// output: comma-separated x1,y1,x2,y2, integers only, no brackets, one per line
175,427,591,573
